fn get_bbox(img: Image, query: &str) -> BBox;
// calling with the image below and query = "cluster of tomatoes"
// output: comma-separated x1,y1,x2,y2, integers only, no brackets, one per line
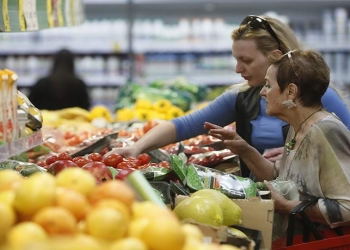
38,151,171,172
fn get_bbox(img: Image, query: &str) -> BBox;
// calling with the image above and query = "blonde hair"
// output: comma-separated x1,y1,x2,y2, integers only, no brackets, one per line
231,15,302,56
230,16,303,91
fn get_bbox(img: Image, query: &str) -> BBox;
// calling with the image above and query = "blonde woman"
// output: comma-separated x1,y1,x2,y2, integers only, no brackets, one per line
106,16,350,178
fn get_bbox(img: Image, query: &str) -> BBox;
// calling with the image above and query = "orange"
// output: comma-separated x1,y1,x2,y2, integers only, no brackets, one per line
0,203,16,243
55,168,97,196
13,172,56,217
85,207,128,241
88,180,135,208
140,216,185,250
0,169,23,191
7,221,48,249
55,187,91,221
110,237,148,250
33,206,77,235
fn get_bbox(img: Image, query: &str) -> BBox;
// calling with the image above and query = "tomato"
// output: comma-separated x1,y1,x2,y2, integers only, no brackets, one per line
103,154,124,168
143,120,159,134
116,162,130,169
99,146,109,156
67,135,82,146
88,153,103,162
45,155,59,165
58,152,73,161
36,160,46,167
137,153,151,165
158,161,171,169
73,156,91,167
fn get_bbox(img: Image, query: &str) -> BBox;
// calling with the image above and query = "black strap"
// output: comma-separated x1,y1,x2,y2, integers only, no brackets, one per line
286,198,322,246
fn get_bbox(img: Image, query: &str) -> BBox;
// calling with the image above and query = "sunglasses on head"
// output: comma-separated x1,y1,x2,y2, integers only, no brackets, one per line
240,15,281,50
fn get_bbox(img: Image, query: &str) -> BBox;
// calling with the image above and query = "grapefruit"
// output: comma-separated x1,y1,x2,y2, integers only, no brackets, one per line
191,189,242,226
173,196,223,226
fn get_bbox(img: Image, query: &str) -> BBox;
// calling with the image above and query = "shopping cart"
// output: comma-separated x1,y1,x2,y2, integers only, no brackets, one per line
274,199,350,250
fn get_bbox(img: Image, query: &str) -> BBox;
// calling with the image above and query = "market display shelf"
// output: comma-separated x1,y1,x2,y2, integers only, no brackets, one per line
0,0,85,32
0,130,43,163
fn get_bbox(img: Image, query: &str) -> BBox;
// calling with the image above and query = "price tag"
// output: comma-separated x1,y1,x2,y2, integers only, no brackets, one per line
2,0,11,31
23,0,39,31
18,0,25,31
46,0,53,28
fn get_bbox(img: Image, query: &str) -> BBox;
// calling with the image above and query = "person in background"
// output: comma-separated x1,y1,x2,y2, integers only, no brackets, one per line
28,49,90,111
205,49,350,240
105,15,350,178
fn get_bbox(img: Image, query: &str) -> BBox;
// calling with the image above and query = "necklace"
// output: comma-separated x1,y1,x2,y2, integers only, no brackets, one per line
285,108,323,153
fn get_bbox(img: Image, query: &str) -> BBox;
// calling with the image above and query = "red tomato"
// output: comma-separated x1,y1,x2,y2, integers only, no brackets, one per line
158,161,171,169
45,155,59,165
116,161,130,169
58,152,73,161
88,153,103,162
143,120,159,134
103,154,124,168
67,135,82,146
137,153,151,165
36,160,46,167
73,156,91,167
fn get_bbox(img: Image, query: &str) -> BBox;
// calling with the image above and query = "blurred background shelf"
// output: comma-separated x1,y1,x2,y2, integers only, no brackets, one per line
0,0,349,109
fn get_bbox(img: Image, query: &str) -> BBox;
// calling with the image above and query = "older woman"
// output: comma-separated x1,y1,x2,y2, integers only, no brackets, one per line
205,49,350,230
105,16,350,179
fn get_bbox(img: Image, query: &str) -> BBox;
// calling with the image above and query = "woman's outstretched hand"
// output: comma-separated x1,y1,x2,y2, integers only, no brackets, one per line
204,122,249,155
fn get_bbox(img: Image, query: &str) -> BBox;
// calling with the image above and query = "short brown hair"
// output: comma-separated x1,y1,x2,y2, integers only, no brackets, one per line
271,50,330,107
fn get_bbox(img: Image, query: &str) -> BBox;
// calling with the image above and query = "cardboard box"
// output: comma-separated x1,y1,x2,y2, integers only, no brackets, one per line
175,195,274,250
182,219,256,250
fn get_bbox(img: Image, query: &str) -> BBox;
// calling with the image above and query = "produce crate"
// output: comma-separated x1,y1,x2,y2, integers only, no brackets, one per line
175,195,274,250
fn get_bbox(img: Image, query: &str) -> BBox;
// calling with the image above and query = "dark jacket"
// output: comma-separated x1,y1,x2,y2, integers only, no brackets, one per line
235,86,289,177
28,76,90,111
28,49,90,111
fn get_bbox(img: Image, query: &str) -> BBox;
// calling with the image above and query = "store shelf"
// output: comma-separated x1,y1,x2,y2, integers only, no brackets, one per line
17,75,127,88
0,130,43,163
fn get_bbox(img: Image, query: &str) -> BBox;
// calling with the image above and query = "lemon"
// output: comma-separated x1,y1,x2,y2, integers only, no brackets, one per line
0,203,16,243
0,189,15,206
173,196,223,226
7,222,48,249
86,207,128,241
191,189,242,226
140,216,185,250
181,223,203,242
110,237,148,250
13,172,56,217
0,169,23,191
55,168,97,196
94,199,131,223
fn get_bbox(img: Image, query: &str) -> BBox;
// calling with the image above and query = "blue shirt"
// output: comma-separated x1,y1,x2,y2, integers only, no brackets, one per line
172,86,350,154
